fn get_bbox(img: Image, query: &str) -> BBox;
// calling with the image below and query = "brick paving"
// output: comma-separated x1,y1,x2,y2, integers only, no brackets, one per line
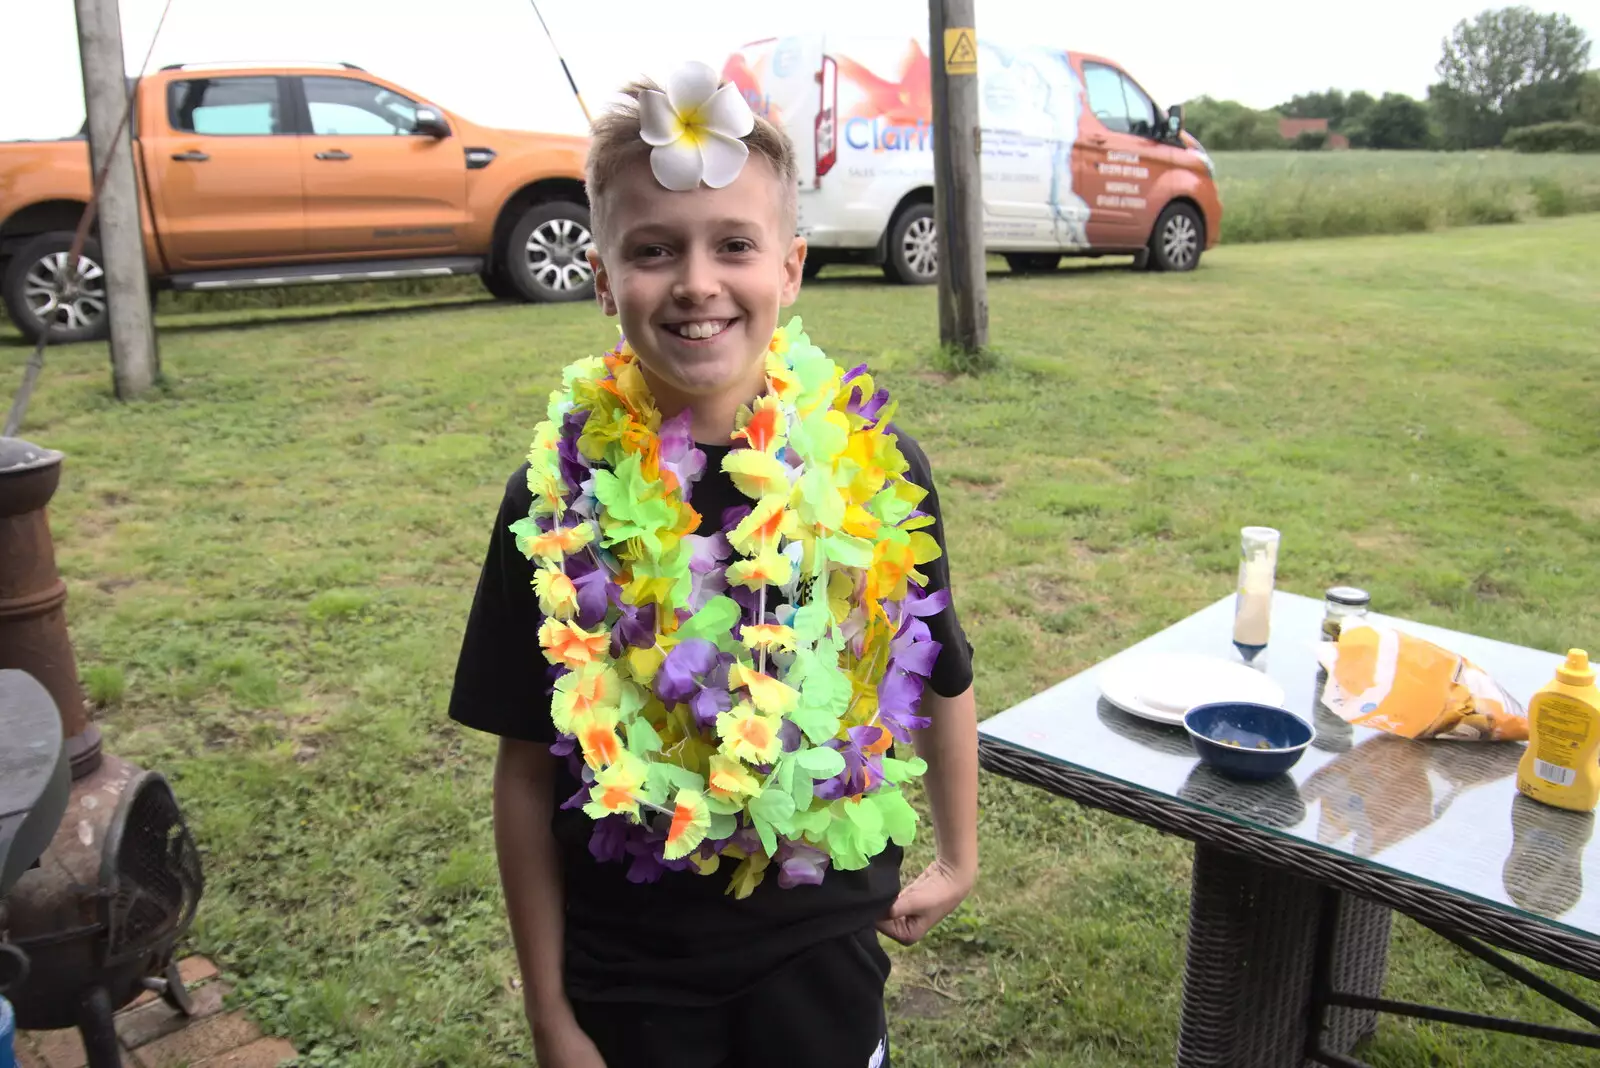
15,957,296,1068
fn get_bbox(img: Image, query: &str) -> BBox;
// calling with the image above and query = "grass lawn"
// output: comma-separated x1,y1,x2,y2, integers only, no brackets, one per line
4,216,1599,1066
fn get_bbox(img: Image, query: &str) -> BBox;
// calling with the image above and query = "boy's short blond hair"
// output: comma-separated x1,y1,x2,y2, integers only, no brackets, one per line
585,79,799,249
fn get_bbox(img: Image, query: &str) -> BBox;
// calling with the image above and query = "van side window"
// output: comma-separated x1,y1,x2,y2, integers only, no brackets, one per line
1082,63,1130,134
1119,75,1160,138
167,77,282,136
304,77,420,136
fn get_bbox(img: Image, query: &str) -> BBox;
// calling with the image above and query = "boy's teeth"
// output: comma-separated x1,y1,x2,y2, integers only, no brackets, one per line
673,320,728,340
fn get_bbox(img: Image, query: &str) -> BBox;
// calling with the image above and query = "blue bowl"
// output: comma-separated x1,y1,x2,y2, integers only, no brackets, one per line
1183,701,1313,781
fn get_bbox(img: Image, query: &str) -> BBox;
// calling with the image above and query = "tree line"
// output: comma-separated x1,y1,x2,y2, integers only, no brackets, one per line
1182,6,1598,151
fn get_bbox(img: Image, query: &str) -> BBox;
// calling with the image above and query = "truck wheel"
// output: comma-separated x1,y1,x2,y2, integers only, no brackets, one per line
1147,203,1204,272
503,201,595,303
1005,253,1060,274
882,203,938,285
2,232,112,343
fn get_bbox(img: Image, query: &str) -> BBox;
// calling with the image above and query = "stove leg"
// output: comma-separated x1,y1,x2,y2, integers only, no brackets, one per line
78,985,122,1068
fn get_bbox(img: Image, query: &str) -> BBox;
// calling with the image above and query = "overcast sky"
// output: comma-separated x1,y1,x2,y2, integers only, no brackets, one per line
3,0,1597,141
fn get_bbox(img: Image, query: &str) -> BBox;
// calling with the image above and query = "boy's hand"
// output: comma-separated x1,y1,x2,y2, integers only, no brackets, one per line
876,855,976,946
531,1007,607,1068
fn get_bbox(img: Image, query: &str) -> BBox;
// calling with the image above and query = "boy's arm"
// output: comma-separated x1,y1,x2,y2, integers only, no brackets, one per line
877,684,979,946
493,739,604,1065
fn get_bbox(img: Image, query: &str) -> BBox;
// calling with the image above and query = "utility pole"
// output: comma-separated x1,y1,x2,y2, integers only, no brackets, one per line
928,0,987,354
74,0,159,398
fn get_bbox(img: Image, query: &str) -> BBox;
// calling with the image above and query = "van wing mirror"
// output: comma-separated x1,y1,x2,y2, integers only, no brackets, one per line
414,107,451,138
1167,104,1184,138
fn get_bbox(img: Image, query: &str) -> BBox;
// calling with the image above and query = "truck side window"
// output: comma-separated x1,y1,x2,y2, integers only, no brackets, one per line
1118,74,1160,139
304,77,420,136
1082,63,1130,134
168,77,282,136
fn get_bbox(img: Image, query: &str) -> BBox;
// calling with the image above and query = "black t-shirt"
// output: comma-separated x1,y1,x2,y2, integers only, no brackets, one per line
448,429,973,1006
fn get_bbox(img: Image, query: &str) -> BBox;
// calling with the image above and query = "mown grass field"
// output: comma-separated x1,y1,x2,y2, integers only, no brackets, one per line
3,216,1599,1066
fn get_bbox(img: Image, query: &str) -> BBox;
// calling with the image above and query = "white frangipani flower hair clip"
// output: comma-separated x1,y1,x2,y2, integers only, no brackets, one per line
639,61,756,192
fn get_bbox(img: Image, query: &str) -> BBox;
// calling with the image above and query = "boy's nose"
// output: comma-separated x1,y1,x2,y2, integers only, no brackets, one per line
671,249,720,305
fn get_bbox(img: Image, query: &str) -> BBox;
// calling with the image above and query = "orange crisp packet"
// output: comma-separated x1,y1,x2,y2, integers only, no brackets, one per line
1315,624,1527,741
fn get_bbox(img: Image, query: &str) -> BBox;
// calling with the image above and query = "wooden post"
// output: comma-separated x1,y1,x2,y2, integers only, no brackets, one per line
74,0,159,398
928,0,987,353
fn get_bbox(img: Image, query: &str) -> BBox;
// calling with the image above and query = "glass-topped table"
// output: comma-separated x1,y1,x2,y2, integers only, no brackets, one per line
977,591,1599,1067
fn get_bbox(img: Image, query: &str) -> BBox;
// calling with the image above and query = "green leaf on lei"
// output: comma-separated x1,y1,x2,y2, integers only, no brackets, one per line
592,453,675,555
818,533,874,569
790,600,832,644
790,805,832,838
789,771,815,811
507,516,541,557
824,818,869,871
752,787,797,828
619,681,648,721
785,649,848,744
677,595,740,643
626,718,662,757
705,793,742,816
844,795,884,838
752,788,797,857
879,755,928,784
868,484,916,528
707,811,737,843
794,746,846,780
647,763,704,800
795,464,846,531
874,787,919,847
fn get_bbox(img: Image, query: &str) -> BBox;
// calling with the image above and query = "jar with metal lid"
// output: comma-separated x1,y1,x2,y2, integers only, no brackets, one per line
1322,586,1371,641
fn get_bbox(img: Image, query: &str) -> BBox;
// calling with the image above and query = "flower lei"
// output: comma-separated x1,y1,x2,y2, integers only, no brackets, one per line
514,318,946,898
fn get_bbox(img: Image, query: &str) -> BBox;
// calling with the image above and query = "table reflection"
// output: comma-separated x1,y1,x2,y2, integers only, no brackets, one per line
1302,734,1520,858
1504,795,1596,917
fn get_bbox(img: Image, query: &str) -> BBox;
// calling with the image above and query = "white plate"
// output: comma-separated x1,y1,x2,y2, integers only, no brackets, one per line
1099,652,1289,726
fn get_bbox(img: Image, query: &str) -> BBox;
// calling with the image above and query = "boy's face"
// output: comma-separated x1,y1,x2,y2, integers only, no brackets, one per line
588,156,805,424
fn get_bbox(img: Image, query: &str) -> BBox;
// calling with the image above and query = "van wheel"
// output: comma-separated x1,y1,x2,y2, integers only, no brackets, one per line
1005,253,1060,274
1148,203,1203,272
882,203,938,285
503,201,595,303
2,232,111,344
802,257,824,280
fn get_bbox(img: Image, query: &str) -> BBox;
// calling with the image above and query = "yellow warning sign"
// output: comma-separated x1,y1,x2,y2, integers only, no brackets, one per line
944,28,978,75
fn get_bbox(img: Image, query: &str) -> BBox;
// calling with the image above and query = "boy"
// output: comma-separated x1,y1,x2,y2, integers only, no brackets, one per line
450,64,977,1068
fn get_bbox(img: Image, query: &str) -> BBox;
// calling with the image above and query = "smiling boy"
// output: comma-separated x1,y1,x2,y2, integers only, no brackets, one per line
449,65,978,1068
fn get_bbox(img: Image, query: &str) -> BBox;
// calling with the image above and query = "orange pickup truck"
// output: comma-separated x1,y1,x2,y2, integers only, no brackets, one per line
0,62,594,343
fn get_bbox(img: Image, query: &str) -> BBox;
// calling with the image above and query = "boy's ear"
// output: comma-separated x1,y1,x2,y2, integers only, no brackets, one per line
780,236,808,307
588,247,617,316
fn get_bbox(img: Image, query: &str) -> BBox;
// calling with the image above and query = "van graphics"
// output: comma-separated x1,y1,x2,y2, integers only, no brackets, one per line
730,36,1110,250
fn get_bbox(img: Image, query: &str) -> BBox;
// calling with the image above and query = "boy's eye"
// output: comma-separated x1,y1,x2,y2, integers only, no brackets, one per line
635,244,671,259
722,238,756,254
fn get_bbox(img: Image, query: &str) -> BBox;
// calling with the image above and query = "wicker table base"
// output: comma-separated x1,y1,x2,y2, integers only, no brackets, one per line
1178,845,1391,1068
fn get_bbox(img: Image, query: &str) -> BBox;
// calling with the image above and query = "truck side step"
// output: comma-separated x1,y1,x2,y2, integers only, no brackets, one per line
168,256,484,291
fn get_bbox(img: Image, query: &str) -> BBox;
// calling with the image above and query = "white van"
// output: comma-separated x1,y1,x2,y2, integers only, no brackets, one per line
720,35,1222,281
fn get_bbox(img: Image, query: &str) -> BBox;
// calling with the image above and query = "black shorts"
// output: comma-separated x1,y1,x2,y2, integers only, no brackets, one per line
571,927,891,1068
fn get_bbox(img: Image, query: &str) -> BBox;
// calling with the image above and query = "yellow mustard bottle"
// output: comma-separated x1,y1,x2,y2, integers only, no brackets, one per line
1518,649,1600,812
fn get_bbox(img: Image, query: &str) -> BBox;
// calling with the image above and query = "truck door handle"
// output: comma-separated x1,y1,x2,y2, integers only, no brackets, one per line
314,150,351,161
171,150,209,162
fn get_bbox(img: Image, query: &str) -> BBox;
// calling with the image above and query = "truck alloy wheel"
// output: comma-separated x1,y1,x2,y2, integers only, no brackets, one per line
503,202,595,303
2,232,111,343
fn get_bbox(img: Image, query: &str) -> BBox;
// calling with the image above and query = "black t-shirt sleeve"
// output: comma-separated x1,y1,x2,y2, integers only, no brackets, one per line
892,431,975,698
448,466,556,743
